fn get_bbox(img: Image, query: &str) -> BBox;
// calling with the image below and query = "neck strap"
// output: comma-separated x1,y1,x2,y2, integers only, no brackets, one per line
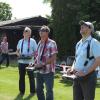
21,38,30,53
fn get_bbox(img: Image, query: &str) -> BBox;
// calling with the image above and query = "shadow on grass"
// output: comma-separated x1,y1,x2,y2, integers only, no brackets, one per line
54,74,61,79
59,78,73,87
54,70,62,79
0,66,7,69
54,70,73,86
59,78,100,88
14,94,24,100
23,94,34,100
96,82,100,88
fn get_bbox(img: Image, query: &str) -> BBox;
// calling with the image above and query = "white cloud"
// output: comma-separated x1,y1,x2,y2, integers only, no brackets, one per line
0,0,51,19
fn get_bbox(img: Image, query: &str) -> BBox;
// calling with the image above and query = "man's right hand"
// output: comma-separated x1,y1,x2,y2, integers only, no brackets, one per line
34,63,46,71
66,68,76,75
66,68,71,75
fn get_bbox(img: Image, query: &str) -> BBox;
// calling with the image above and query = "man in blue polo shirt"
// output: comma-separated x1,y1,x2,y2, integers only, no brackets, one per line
16,27,37,96
67,21,100,100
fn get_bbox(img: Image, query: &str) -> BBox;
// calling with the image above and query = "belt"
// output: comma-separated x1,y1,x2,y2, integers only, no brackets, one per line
85,71,95,77
77,71,95,80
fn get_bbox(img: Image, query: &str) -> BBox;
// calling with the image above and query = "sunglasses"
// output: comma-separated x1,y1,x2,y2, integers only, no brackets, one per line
39,29,49,33
24,30,29,33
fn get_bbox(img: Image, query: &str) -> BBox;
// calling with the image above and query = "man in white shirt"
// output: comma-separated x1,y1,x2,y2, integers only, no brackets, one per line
16,27,37,96
67,21,100,100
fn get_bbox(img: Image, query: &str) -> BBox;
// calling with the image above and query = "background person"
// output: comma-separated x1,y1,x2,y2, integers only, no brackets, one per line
0,36,9,68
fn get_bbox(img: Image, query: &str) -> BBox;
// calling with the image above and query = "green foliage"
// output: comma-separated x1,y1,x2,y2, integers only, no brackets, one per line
51,0,80,59
43,0,52,3
44,0,100,59
0,2,12,21
93,31,100,41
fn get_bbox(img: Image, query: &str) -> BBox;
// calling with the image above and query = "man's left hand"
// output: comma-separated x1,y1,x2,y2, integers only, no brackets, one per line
75,71,86,77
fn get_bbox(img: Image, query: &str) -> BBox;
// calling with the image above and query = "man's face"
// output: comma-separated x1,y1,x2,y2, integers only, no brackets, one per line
23,30,31,38
39,31,48,42
80,24,90,35
3,37,7,42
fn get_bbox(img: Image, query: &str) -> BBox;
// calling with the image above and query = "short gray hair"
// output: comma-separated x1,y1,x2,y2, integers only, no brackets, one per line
39,25,50,33
24,27,32,33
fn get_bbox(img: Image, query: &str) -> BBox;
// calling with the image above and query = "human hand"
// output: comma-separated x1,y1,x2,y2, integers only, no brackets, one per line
16,52,20,57
66,68,71,75
66,68,74,75
34,63,45,70
28,62,34,67
75,71,86,77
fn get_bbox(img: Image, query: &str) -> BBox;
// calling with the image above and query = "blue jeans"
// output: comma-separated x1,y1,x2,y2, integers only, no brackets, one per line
36,72,54,100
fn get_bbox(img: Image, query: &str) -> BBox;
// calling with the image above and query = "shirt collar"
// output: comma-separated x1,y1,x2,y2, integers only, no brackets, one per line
40,38,49,44
81,35,92,43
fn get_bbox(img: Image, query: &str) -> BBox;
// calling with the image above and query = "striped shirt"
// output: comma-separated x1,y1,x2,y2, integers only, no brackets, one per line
36,38,58,74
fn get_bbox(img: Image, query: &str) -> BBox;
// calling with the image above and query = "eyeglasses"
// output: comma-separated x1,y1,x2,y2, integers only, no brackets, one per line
24,30,29,33
39,29,49,33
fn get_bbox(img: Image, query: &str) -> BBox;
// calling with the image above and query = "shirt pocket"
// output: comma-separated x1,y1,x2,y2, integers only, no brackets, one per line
43,48,50,57
80,46,87,58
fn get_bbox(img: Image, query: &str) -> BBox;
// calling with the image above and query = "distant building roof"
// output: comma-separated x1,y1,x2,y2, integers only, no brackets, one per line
0,16,49,30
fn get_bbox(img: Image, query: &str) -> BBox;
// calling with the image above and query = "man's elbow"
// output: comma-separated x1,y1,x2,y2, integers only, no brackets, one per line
95,56,100,66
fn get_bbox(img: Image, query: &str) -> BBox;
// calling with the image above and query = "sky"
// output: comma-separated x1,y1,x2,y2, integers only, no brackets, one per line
0,0,52,19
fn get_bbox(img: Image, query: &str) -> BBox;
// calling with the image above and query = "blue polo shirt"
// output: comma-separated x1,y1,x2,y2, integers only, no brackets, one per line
17,38,37,64
73,36,100,72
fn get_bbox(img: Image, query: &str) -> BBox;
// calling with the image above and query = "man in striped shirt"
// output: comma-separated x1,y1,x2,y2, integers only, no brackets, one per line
35,25,58,100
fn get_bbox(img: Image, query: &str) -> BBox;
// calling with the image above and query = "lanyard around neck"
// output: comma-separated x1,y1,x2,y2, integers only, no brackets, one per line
21,38,30,53
40,41,47,61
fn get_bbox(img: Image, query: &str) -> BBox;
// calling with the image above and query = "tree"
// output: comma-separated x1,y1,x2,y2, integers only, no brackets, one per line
43,0,52,3
0,2,12,21
44,0,100,59
51,0,82,59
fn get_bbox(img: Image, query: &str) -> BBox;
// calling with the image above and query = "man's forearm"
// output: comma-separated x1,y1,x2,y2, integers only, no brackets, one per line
45,54,57,65
16,49,20,57
88,57,100,73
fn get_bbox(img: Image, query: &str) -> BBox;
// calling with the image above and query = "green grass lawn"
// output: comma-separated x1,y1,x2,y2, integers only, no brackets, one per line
0,65,100,100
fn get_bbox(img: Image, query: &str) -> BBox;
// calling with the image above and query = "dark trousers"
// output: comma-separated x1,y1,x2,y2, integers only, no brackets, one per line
18,63,35,94
0,53,9,67
36,72,54,100
73,72,97,100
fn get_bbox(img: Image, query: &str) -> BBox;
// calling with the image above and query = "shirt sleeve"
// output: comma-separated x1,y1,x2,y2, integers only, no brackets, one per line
91,39,100,58
50,41,58,55
17,40,21,50
0,42,3,50
32,39,38,52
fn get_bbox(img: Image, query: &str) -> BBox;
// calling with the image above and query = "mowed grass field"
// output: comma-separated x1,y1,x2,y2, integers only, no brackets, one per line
0,65,100,100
